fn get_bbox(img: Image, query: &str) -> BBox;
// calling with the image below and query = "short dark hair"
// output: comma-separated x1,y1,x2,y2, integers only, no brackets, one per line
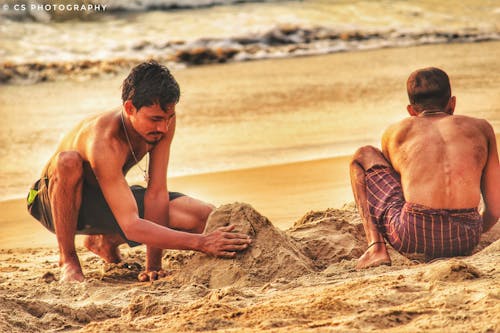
121,61,180,111
407,67,451,111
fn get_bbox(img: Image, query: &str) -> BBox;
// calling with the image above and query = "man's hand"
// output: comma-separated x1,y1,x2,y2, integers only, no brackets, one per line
137,269,171,282
201,225,252,257
136,225,251,282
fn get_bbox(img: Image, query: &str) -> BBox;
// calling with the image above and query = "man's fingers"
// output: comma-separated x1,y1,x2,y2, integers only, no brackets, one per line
222,237,252,246
223,243,250,251
137,270,170,282
158,270,169,278
218,225,236,232
218,251,236,258
224,232,252,241
137,272,149,282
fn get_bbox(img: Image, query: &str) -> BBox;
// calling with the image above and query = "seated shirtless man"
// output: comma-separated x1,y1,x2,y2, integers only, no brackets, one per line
350,67,499,269
27,61,251,282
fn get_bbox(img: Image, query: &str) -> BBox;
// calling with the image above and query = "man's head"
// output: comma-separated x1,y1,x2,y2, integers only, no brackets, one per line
122,60,180,111
122,61,180,144
406,67,455,115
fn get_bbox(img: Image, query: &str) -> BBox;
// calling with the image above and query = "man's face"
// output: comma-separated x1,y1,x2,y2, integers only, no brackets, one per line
132,103,176,145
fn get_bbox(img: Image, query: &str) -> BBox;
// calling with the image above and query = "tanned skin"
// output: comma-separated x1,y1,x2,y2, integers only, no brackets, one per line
45,101,251,282
350,68,499,269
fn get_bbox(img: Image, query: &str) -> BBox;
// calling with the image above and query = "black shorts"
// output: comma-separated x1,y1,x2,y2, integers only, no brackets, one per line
27,177,185,247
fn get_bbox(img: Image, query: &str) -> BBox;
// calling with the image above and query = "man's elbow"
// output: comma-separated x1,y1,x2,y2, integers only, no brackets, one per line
486,196,500,219
144,189,169,205
489,207,500,221
118,218,140,241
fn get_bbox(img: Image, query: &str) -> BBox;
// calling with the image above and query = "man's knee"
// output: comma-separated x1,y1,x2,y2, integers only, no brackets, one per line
53,151,83,181
169,198,214,233
352,145,382,161
201,203,215,221
351,145,389,170
191,202,214,233
193,203,215,233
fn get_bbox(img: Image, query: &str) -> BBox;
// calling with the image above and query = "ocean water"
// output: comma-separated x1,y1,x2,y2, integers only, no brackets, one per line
0,0,499,201
1,0,499,83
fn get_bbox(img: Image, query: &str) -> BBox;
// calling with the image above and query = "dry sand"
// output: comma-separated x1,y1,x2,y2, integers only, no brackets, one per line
1,42,499,332
1,203,499,332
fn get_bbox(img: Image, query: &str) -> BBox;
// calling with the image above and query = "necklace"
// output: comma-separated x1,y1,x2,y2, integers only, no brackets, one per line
120,111,149,183
420,110,449,117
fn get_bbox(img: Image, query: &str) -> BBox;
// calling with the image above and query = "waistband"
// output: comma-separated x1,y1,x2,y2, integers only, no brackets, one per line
403,202,479,215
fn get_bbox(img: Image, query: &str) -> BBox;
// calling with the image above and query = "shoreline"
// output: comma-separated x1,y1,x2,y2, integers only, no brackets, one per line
0,153,355,203
0,155,353,249
2,38,500,84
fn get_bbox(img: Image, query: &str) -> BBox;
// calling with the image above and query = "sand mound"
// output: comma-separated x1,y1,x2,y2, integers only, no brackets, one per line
165,203,315,288
165,203,370,286
287,207,366,269
423,259,483,283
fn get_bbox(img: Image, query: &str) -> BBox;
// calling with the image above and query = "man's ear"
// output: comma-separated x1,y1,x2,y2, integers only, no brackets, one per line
446,96,456,115
123,100,136,115
407,104,418,116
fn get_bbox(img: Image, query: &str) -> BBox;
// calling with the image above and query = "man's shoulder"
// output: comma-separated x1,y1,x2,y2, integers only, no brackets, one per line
450,114,494,134
383,117,414,136
389,114,490,128
82,108,119,126
451,114,486,122
83,109,123,155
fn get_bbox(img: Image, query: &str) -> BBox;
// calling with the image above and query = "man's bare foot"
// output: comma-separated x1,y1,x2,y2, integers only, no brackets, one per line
84,234,123,264
60,262,84,282
356,242,392,269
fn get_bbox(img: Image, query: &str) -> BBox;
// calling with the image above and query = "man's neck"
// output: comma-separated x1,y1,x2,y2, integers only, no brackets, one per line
419,109,450,117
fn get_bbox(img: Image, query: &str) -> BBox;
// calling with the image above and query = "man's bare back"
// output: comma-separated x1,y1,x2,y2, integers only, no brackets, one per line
350,67,499,269
382,114,491,209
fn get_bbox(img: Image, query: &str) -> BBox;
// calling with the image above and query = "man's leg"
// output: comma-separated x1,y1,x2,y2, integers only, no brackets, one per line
168,196,215,233
83,234,126,264
350,145,392,269
48,151,85,282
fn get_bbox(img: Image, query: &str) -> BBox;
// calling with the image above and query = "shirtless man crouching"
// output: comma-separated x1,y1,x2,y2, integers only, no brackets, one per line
350,67,499,269
27,61,251,282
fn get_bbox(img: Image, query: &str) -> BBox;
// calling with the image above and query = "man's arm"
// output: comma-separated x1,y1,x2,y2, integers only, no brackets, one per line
90,139,251,253
90,139,199,249
480,121,500,232
87,140,251,257
381,124,396,165
143,115,175,273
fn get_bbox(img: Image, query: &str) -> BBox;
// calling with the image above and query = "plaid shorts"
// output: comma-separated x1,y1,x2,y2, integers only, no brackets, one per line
365,165,482,258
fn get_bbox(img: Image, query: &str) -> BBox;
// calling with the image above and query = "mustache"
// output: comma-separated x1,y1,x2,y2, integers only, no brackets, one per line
145,132,164,145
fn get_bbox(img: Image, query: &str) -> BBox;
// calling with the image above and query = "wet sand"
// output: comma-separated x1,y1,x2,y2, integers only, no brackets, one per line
1,42,499,332
0,155,352,249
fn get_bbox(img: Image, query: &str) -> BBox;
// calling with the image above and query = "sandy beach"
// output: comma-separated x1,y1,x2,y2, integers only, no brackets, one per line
1,41,499,332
